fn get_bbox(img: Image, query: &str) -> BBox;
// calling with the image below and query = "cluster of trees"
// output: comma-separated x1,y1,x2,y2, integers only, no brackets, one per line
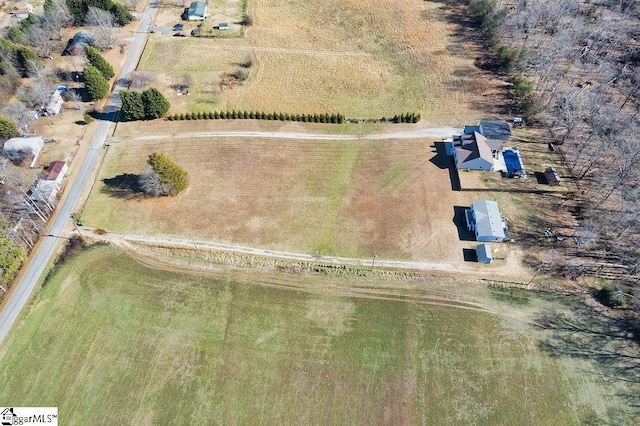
66,0,133,27
167,110,346,123
81,47,114,100
120,88,170,120
85,45,114,79
139,153,189,197
475,1,640,292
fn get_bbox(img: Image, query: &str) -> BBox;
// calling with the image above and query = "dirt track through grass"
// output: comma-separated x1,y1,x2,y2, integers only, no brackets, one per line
1,245,628,424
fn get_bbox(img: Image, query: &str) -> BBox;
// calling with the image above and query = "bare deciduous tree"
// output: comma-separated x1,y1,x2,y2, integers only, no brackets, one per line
130,71,155,89
85,7,118,50
26,26,55,59
66,89,83,110
138,170,164,197
1,103,36,134
41,0,73,41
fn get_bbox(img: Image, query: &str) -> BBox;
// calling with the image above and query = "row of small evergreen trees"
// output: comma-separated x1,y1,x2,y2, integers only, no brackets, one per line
392,113,421,123
167,111,346,123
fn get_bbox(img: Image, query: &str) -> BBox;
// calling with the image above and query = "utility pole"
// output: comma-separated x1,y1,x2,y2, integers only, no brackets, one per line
371,254,377,271
528,267,542,285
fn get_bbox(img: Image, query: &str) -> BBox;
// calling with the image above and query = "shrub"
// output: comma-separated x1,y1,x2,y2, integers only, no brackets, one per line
83,114,94,124
213,111,219,119
243,111,249,119
0,115,20,139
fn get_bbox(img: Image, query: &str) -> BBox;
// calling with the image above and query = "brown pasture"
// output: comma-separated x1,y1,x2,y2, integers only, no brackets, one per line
139,0,509,125
83,136,479,262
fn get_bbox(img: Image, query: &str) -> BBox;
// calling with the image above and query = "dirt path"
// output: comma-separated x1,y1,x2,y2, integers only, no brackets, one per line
108,127,460,144
83,229,456,271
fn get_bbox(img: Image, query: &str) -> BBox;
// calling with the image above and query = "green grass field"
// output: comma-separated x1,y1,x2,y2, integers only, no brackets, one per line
0,245,625,424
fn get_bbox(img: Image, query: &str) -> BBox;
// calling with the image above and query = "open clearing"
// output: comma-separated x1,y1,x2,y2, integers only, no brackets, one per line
2,245,634,424
138,0,508,124
82,136,486,264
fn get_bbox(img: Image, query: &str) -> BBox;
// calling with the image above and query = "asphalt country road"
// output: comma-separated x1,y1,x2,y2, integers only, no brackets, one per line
0,2,160,346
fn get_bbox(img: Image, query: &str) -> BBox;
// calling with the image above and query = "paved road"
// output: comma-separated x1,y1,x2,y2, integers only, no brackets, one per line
0,2,160,346
86,230,457,271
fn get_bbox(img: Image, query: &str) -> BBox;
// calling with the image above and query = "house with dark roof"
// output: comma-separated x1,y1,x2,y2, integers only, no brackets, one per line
63,31,95,56
446,131,503,171
478,120,511,140
186,1,207,20
465,200,509,242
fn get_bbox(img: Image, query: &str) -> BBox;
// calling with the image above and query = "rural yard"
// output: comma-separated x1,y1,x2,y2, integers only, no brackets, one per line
82,127,522,269
1,0,639,424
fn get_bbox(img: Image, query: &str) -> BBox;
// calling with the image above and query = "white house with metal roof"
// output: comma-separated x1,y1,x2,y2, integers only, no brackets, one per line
465,200,509,242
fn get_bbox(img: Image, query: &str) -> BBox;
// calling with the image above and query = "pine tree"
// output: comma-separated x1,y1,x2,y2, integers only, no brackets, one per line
85,45,115,80
141,88,170,119
83,64,109,100
120,91,145,121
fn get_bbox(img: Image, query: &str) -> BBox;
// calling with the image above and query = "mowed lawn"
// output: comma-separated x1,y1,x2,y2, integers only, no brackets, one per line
82,137,471,261
138,0,507,124
0,246,589,424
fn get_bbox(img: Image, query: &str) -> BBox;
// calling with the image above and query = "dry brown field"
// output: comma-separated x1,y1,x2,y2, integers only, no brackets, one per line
82,135,484,263
139,0,509,125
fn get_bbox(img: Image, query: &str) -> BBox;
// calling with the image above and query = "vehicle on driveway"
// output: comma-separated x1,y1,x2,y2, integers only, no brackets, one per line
173,23,184,30
173,32,186,37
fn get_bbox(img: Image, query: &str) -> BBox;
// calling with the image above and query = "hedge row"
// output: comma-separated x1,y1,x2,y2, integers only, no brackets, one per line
392,113,421,123
167,111,346,123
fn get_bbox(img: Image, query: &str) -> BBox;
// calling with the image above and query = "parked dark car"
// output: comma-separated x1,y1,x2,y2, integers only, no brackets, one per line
173,23,184,30
173,32,186,37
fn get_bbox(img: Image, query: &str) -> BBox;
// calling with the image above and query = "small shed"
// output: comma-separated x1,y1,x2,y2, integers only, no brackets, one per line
3,136,44,168
218,22,229,30
544,167,561,185
476,243,493,263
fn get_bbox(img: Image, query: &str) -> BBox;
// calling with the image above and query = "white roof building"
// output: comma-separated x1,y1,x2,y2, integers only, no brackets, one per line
3,136,44,168
465,200,508,242
45,90,64,116
29,161,68,205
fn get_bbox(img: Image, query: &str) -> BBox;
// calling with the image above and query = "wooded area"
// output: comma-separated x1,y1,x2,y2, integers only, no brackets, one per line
473,0,640,302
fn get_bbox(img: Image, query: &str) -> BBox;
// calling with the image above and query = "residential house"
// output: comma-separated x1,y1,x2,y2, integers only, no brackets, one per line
465,200,509,242
476,243,493,263
29,161,68,205
446,131,503,171
186,1,207,21
63,31,95,56
12,4,34,19
3,136,44,168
